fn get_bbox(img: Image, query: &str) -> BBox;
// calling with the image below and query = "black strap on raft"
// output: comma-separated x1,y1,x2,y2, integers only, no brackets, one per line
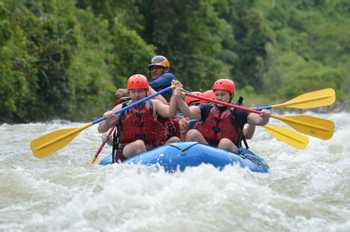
111,101,129,164
112,128,123,163
112,129,117,163
236,96,249,149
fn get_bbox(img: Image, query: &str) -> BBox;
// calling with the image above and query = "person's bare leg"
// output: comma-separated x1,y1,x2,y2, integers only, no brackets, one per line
166,136,181,144
218,138,239,153
122,139,147,158
185,129,208,144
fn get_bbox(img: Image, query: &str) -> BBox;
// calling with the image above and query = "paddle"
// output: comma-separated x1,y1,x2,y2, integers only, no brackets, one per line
31,86,173,159
90,96,131,164
90,126,115,164
263,125,309,149
271,114,334,140
184,92,335,140
255,88,336,110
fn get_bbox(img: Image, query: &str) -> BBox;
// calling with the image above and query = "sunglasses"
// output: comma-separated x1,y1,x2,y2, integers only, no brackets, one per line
150,66,163,70
214,92,228,97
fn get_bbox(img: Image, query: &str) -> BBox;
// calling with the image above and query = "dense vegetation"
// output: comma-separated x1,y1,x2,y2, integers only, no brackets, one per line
1,0,349,122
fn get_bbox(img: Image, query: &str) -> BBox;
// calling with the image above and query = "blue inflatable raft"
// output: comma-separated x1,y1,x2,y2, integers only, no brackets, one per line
99,142,269,173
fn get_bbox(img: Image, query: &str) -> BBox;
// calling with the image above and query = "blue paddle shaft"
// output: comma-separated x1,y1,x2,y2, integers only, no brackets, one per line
91,86,172,125
255,105,272,111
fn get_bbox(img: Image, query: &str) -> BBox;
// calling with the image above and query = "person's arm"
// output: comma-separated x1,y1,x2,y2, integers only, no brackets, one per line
153,99,173,118
176,95,190,118
97,104,122,133
171,81,190,117
148,86,168,104
188,105,202,121
149,72,176,90
243,124,256,139
114,88,128,99
247,110,271,126
155,81,182,118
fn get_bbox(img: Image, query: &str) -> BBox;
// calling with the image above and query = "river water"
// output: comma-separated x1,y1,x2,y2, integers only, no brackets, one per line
0,112,349,232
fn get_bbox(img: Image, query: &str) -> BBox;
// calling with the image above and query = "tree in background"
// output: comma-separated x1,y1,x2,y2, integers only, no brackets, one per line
137,0,230,90
216,0,273,92
259,0,350,99
1,0,349,123
0,0,153,122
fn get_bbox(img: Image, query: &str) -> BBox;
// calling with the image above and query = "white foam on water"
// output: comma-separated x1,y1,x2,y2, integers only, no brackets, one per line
0,113,349,232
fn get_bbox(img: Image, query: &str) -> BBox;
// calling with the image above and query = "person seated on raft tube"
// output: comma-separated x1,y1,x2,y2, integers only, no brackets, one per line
101,86,174,146
114,55,176,103
162,92,201,143
98,74,187,160
103,63,183,147
161,92,202,143
164,116,191,144
189,89,256,141
184,79,271,153
101,113,190,146
163,90,254,145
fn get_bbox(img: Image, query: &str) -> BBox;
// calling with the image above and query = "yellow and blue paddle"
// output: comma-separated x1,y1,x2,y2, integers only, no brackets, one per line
31,86,173,159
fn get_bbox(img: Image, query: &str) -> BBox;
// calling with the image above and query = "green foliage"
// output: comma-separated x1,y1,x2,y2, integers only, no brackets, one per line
0,0,153,122
0,1,37,122
259,0,350,101
1,0,349,123
109,20,154,88
137,0,231,90
217,0,274,89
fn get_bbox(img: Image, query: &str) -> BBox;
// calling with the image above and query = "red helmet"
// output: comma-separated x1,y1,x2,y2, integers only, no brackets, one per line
212,79,236,94
185,91,202,105
200,90,215,103
127,74,149,90
148,55,170,70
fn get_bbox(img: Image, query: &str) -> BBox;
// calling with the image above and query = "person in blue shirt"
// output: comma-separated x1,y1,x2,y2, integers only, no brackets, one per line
148,55,176,101
113,55,176,102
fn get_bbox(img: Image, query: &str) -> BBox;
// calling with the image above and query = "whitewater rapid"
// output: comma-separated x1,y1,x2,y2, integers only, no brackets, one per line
0,112,349,232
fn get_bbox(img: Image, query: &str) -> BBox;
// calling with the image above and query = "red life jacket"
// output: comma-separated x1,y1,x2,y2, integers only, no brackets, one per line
159,117,181,140
117,101,167,148
197,106,240,146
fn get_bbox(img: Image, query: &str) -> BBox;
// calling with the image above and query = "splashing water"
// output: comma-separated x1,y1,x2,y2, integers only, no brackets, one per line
0,113,349,232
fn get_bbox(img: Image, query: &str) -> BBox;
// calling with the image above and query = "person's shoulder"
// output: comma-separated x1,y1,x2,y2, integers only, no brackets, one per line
232,108,249,120
199,103,213,114
151,98,167,106
161,71,176,79
200,103,213,111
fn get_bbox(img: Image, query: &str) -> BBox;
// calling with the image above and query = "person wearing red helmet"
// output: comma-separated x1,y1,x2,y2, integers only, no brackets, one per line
98,74,187,160
189,88,255,144
199,90,215,104
184,91,202,106
184,79,270,153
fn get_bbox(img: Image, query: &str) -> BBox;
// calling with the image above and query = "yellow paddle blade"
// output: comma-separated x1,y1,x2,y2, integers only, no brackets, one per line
263,125,309,149
272,88,336,109
31,123,92,159
272,115,335,140
91,155,98,164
